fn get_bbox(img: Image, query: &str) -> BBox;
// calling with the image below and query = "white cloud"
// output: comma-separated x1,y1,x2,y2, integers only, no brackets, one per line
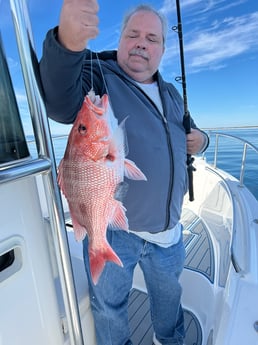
160,0,258,74
186,12,258,71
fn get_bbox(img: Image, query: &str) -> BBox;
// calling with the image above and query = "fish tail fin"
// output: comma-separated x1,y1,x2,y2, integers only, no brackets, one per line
124,158,147,181
89,242,123,285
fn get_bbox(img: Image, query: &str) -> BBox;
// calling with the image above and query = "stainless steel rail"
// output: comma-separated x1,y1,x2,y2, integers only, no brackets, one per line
208,131,258,273
211,131,258,187
9,0,84,344
0,158,51,184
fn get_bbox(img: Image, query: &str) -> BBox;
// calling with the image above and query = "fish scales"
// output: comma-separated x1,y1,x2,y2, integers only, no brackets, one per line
61,160,122,237
58,92,147,284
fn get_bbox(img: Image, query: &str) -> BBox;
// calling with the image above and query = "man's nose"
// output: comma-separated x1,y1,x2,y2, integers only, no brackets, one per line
135,37,147,49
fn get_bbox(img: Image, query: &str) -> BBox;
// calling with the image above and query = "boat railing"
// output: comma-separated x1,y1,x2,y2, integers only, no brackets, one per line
201,131,258,275
207,131,258,187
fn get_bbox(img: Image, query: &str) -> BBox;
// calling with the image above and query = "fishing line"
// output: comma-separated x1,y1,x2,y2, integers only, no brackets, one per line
90,49,93,91
88,41,116,114
95,52,109,95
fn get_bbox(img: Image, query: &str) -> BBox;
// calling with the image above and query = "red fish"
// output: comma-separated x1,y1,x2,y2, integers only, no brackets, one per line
58,91,147,284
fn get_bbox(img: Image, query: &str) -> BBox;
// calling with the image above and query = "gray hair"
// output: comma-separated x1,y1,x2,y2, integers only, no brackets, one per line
120,4,168,45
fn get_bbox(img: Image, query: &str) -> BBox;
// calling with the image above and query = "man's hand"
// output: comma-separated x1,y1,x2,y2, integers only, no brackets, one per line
58,0,99,51
187,128,206,155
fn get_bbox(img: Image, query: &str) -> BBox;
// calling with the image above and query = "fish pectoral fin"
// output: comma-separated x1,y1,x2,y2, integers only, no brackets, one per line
124,158,147,181
89,242,123,285
109,200,129,231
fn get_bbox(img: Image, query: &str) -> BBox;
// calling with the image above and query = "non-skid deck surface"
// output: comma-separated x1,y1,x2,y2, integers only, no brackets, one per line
129,289,202,345
181,208,215,283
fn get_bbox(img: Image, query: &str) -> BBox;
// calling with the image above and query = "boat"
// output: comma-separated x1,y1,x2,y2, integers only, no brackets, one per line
1,1,258,344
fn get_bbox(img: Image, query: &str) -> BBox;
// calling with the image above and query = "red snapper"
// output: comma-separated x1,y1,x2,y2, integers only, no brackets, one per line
58,91,147,284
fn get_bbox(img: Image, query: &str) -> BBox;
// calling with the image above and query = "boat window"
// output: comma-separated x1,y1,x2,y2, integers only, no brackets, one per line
0,35,29,164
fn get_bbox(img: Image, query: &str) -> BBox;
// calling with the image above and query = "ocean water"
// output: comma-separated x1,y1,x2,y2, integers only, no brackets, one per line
203,128,258,200
27,127,258,200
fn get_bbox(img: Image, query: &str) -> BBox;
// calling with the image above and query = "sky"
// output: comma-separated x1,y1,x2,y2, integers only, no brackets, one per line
1,0,258,135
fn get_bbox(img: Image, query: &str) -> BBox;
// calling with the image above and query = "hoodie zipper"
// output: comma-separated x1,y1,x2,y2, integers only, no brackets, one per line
159,93,174,231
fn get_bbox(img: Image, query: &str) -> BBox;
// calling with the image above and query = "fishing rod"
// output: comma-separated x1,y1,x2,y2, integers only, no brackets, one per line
173,0,195,201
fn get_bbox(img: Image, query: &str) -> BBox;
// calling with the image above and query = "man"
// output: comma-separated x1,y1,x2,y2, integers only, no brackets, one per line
40,1,208,344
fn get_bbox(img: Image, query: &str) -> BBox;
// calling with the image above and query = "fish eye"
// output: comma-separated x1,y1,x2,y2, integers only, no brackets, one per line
78,124,87,135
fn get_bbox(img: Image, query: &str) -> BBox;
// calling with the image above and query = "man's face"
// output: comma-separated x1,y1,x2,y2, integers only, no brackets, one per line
117,11,165,84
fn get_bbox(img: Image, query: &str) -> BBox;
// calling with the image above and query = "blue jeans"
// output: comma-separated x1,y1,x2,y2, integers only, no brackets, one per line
82,229,186,345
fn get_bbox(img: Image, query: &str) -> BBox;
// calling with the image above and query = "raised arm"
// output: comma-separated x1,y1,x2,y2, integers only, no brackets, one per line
39,0,99,123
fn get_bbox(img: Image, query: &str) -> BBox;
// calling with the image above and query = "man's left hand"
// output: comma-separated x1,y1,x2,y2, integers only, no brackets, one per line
186,128,206,155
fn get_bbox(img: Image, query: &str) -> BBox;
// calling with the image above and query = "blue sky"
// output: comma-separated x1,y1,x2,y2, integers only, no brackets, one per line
1,0,258,134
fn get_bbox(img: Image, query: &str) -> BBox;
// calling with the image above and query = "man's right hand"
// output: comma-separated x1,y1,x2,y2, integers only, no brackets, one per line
58,0,99,51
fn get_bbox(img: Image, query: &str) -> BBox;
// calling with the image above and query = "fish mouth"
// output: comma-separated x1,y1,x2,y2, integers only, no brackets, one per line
88,105,107,118
86,92,108,116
